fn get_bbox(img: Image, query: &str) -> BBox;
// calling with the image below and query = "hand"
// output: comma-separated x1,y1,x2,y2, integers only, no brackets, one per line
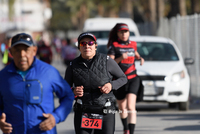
99,83,112,94
0,113,12,134
121,52,128,59
73,86,84,97
140,57,144,65
39,113,56,131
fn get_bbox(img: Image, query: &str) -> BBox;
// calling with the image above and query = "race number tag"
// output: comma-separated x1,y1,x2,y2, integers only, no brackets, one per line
81,113,103,129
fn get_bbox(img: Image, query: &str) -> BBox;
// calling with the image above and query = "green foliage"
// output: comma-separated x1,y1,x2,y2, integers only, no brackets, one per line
49,0,122,31
49,0,71,31
49,0,196,32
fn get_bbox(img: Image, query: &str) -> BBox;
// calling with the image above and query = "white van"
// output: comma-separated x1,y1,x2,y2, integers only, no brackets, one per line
83,17,140,39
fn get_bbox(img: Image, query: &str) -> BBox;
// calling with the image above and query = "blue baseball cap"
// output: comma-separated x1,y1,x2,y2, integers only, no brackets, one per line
11,33,35,48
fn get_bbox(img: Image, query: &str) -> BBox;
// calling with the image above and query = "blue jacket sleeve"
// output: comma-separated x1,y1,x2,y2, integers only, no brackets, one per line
0,73,3,115
0,94,3,115
51,69,74,124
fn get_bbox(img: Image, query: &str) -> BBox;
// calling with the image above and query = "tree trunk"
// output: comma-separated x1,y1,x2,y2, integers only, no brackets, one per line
149,0,157,35
157,0,164,19
149,0,156,22
119,0,133,18
78,3,88,30
191,0,200,14
167,0,179,18
179,0,187,16
97,4,104,17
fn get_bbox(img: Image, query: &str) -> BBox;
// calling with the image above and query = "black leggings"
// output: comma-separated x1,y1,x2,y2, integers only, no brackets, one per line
74,111,115,134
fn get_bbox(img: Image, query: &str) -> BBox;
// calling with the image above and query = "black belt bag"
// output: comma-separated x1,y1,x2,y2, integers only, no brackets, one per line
74,103,104,114
82,105,104,114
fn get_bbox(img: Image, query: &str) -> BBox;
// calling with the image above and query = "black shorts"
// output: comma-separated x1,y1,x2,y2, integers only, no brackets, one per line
114,76,140,100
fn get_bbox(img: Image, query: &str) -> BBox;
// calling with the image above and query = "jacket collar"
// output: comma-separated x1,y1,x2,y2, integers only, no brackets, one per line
8,57,37,73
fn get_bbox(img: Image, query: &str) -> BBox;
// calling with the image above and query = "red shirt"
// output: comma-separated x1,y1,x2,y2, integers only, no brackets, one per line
108,41,137,79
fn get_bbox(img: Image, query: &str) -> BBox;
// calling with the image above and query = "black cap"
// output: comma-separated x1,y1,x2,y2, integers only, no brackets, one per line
77,32,97,44
11,33,35,48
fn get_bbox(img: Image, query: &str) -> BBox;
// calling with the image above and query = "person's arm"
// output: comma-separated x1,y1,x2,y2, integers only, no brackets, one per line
107,44,128,64
39,68,74,131
64,63,84,97
135,51,144,66
64,65,73,87
108,52,129,64
107,56,127,90
0,76,13,133
51,68,74,124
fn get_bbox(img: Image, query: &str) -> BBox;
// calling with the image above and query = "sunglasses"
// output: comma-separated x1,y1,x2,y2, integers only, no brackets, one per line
79,41,96,47
12,34,34,45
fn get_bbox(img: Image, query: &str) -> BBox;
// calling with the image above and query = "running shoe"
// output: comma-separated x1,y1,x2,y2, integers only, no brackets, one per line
124,130,130,134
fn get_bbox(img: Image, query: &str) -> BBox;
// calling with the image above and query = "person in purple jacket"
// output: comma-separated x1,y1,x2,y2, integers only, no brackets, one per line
0,33,74,134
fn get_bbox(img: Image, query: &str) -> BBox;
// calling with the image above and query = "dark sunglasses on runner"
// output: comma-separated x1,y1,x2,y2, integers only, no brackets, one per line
79,41,96,47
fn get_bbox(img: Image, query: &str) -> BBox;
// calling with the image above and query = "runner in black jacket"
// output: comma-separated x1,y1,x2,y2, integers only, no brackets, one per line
64,32,127,134
107,23,144,134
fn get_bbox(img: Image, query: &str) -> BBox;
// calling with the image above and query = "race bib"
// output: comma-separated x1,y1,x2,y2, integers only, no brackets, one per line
81,113,103,129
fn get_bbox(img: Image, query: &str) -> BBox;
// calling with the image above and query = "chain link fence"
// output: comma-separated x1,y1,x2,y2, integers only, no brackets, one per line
137,14,200,98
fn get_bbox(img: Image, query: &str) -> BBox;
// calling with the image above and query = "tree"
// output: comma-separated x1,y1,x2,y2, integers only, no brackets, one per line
119,0,133,18
167,0,187,18
179,0,186,16
49,0,72,31
191,0,200,14
157,0,165,19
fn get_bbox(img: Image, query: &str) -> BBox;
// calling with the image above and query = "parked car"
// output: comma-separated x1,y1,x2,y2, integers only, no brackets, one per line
83,17,140,39
96,36,194,110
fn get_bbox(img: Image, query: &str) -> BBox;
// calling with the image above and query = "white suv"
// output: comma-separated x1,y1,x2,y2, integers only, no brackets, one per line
96,36,194,110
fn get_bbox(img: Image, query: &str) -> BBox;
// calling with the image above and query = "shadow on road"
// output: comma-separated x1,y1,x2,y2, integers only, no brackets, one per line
165,125,200,131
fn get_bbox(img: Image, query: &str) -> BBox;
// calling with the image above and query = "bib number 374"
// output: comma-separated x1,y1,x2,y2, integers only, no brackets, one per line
81,113,103,129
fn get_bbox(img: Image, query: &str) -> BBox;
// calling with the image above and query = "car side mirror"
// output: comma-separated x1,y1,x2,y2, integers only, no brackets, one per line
184,58,194,65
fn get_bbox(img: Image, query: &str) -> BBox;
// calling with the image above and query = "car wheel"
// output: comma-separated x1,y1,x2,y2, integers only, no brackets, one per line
168,103,177,108
178,100,189,111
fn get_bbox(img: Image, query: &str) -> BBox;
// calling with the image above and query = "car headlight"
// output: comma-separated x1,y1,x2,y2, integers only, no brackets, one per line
171,70,185,82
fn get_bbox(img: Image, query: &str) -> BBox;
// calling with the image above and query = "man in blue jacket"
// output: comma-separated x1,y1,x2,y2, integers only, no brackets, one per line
0,33,74,134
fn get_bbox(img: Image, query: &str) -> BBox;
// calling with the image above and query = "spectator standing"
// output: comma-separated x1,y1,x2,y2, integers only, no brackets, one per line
61,39,78,66
1,36,13,66
37,40,53,64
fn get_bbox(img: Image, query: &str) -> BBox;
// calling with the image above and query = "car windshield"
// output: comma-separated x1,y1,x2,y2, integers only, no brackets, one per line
137,42,179,61
97,41,179,61
88,31,135,39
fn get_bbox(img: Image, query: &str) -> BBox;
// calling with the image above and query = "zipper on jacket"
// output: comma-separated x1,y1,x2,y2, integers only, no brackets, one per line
23,78,28,133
